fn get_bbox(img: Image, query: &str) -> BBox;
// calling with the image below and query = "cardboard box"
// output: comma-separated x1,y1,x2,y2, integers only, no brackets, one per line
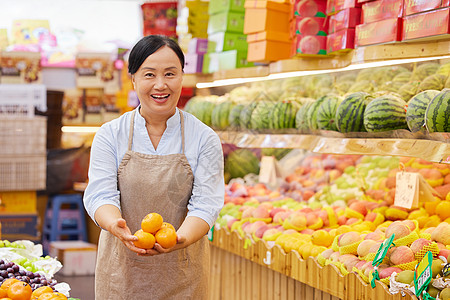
358,0,375,2
293,35,327,56
208,11,245,34
329,7,361,33
244,0,292,34
0,213,39,241
208,31,248,52
294,16,329,35
188,38,208,54
403,7,450,41
327,0,361,16
49,241,97,276
327,28,355,53
0,191,36,213
202,50,253,73
184,53,204,74
404,0,442,16
355,17,402,46
293,0,327,18
247,31,292,62
209,0,245,15
361,0,403,24
0,51,42,84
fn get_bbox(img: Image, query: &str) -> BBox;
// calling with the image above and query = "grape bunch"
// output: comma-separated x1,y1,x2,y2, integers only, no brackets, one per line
0,259,57,291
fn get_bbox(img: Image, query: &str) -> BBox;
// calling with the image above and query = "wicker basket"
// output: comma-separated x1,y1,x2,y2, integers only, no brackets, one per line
0,155,46,191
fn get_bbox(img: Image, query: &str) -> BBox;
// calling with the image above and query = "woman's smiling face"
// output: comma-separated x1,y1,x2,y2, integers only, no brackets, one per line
132,46,183,119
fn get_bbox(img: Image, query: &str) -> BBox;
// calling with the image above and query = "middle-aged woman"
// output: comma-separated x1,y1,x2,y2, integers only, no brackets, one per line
83,35,225,299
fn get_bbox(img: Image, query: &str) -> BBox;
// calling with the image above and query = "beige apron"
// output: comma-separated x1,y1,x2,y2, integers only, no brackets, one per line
95,110,210,300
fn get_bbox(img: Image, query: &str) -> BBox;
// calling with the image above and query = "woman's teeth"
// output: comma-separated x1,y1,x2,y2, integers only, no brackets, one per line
152,94,169,99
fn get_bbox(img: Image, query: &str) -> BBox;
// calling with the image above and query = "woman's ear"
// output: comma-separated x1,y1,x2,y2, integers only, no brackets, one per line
131,75,136,89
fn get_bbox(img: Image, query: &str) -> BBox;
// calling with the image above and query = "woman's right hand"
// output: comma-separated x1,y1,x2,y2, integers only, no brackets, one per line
109,218,147,255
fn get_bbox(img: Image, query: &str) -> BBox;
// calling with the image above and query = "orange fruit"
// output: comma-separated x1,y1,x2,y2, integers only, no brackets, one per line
160,222,175,231
7,281,32,300
0,279,20,292
0,298,13,300
31,286,54,300
133,229,156,249
141,213,163,234
37,292,57,300
155,227,177,248
0,288,8,298
52,292,67,300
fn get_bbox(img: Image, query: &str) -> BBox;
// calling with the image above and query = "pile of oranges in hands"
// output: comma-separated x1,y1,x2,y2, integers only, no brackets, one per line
133,213,177,249
0,278,66,300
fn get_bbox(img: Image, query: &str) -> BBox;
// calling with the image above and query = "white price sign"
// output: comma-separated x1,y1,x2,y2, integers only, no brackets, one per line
394,172,419,209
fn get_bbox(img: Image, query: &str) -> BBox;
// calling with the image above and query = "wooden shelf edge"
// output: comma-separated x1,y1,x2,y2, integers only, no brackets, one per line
217,131,450,164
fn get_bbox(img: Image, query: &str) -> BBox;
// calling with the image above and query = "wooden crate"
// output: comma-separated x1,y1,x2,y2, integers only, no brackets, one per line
209,228,418,300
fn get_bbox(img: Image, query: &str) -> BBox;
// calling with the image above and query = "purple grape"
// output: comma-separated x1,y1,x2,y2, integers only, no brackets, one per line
19,270,26,276
31,283,37,289
5,262,13,268
0,270,7,278
0,260,4,265
26,271,34,278
34,273,41,277
6,267,13,273
0,276,3,282
0,264,5,270
7,273,14,278
12,265,19,272
41,279,48,286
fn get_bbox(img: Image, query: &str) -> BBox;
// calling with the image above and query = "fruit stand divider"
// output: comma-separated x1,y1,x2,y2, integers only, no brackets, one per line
209,228,419,300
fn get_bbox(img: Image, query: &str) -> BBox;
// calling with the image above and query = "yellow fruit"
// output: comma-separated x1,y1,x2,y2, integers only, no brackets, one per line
436,201,450,220
335,225,352,236
310,246,327,258
424,215,441,228
298,243,314,260
133,229,156,249
416,216,430,229
311,230,333,247
141,212,163,234
424,201,439,216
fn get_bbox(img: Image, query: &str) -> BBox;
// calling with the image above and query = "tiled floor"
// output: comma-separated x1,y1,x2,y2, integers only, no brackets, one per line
54,274,95,300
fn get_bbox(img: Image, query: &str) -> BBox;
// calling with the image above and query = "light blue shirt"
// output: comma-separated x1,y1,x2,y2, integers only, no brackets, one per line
83,107,225,229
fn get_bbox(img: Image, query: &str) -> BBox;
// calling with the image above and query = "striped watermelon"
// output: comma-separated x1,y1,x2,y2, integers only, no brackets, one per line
228,104,245,129
425,88,450,133
316,95,342,131
411,62,440,81
211,101,235,130
336,92,373,133
398,81,421,102
251,101,274,130
307,95,330,130
224,149,260,179
406,90,440,133
295,100,314,131
418,74,447,93
363,95,408,132
195,100,216,126
239,102,258,129
269,101,299,129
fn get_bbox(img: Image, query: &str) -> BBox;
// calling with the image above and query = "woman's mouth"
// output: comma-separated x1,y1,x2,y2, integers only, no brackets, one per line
151,94,170,103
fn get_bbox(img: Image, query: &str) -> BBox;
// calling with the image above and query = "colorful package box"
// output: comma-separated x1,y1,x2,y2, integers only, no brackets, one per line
247,31,292,62
327,0,362,15
202,50,254,73
404,0,442,16
327,28,355,53
361,0,403,24
329,7,361,33
184,53,204,74
293,0,327,18
294,16,329,35
207,31,248,52
244,0,292,34
403,7,450,41
293,34,327,55
188,38,208,54
0,213,39,241
355,17,402,46
208,11,245,34
209,0,245,15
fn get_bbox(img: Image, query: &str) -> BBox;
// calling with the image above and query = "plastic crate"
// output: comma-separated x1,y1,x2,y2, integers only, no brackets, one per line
0,155,46,191
0,84,47,117
0,116,47,155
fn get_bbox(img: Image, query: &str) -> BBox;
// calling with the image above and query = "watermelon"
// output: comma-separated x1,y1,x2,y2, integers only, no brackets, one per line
251,101,274,130
437,62,450,76
406,90,440,133
393,71,412,83
261,148,292,160
398,81,420,102
295,100,314,131
239,102,258,129
194,100,216,126
363,95,408,132
269,101,299,129
336,92,373,133
356,68,373,82
307,95,330,130
332,81,353,95
228,104,245,129
378,81,405,93
425,88,450,133
224,149,260,179
347,80,375,94
411,62,440,81
211,101,235,130
418,74,447,92
316,95,342,131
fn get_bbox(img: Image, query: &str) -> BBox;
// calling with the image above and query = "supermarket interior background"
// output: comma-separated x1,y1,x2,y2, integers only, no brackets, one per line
1,0,450,299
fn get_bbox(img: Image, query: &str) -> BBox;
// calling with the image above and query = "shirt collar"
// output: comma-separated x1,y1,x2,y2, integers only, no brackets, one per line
135,106,180,135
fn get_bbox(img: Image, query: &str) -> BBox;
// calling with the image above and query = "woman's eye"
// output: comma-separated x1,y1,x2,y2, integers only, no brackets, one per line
145,73,154,77
166,72,175,76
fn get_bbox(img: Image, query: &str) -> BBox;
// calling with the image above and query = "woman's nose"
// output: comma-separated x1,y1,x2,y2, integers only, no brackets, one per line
154,76,167,89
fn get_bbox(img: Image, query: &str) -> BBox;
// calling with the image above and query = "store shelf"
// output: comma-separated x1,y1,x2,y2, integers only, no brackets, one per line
212,65,270,81
217,131,450,164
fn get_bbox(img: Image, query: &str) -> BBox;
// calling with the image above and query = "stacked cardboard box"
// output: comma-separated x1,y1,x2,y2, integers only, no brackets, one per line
186,0,209,39
245,0,293,62
327,7,360,54
204,0,253,72
185,38,208,74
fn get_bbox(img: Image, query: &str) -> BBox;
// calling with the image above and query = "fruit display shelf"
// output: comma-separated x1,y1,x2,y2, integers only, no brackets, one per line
216,131,450,164
208,228,418,300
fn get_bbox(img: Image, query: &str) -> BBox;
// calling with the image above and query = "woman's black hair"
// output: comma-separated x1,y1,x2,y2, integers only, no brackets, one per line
128,35,185,75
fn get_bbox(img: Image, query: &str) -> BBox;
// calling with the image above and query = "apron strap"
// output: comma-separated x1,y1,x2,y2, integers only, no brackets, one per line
128,110,136,151
179,110,186,155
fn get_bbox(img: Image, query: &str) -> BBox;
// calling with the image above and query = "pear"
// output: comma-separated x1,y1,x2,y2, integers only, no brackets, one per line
396,270,415,285
440,287,450,300
431,259,444,278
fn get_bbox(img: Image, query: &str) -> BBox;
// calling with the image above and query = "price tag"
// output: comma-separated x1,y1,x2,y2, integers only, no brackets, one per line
394,172,419,209
414,251,433,298
442,262,450,277
207,225,214,242
259,156,284,188
370,235,395,288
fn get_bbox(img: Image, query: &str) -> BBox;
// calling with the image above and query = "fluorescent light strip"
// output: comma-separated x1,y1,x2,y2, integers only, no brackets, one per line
196,54,450,89
62,126,100,133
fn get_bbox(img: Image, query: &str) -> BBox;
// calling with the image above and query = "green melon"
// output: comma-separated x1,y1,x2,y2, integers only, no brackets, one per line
437,62,450,76
425,88,450,133
336,92,373,133
250,101,275,130
392,71,412,83
316,95,342,131
307,95,330,130
239,102,258,129
398,81,421,102
411,62,440,81
347,80,375,94
211,101,235,130
270,101,299,129
295,100,314,131
406,90,440,133
224,149,260,179
195,100,216,126
418,74,447,92
228,104,245,129
364,95,408,132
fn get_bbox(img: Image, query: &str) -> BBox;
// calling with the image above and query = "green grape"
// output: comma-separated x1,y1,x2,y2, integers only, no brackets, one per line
3,240,11,247
0,241,4,247
10,242,18,248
